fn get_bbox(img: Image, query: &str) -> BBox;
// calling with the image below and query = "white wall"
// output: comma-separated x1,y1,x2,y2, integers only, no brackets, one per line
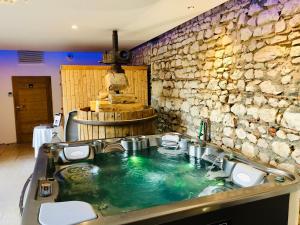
0,50,101,144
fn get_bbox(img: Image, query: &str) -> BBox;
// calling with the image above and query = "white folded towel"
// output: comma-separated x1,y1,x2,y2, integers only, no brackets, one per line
161,134,180,143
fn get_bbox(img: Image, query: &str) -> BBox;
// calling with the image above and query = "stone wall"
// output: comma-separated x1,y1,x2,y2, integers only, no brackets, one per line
131,0,300,173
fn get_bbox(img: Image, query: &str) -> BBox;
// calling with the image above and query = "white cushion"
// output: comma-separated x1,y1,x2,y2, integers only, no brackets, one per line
231,163,266,187
64,145,90,161
39,201,97,225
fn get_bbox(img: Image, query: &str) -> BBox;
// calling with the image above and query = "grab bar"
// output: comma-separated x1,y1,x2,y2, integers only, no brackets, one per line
19,174,32,215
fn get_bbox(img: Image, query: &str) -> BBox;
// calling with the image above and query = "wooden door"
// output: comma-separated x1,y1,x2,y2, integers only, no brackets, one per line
12,76,53,143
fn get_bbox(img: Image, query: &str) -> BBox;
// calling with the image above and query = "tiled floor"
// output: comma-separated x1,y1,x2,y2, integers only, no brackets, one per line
0,144,35,225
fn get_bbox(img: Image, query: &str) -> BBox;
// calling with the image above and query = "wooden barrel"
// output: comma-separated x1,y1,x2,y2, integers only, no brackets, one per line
75,107,157,140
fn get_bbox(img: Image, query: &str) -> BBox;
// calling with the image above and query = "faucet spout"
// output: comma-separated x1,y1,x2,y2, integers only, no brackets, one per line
198,118,211,147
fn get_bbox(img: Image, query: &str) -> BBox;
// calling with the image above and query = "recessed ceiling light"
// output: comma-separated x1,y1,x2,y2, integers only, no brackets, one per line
71,25,78,30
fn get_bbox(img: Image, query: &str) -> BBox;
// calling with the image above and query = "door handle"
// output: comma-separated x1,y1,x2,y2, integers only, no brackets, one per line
16,105,25,111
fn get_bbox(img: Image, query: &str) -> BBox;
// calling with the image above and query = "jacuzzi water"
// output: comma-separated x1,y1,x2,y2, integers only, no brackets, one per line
55,147,239,216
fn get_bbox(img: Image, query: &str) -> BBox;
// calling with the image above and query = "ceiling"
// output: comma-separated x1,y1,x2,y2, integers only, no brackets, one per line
0,0,228,51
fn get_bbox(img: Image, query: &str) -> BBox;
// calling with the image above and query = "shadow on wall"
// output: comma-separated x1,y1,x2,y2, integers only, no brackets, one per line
0,50,102,144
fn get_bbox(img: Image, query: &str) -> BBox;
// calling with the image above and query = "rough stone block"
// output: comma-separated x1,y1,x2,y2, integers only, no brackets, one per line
223,127,234,138
236,128,247,139
276,130,287,139
257,139,268,149
247,133,258,144
204,29,214,39
215,50,224,58
210,110,224,123
222,137,234,148
281,106,300,131
275,20,286,33
242,142,257,158
287,134,300,141
203,61,213,70
264,0,278,6
289,14,300,28
181,101,190,113
266,35,287,44
190,106,200,117
292,57,300,64
190,42,200,54
244,56,254,65
254,70,264,79
261,24,274,36
214,58,223,68
254,95,267,106
244,69,254,79
248,4,263,16
231,103,247,116
253,27,262,37
223,113,236,127
272,141,291,158
230,70,243,80
291,148,300,164
259,80,283,95
257,8,280,26
290,46,300,57
206,49,215,58
282,0,300,17
259,108,278,123
237,13,247,27
222,35,232,46
292,38,300,46
288,31,300,40
254,46,286,62
237,80,245,91
240,28,252,41
281,75,292,84
247,17,257,27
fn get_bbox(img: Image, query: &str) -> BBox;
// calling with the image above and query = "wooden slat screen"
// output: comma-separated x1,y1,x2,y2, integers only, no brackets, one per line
60,65,148,116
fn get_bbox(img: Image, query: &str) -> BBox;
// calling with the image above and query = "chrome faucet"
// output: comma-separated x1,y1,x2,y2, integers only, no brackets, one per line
198,118,211,147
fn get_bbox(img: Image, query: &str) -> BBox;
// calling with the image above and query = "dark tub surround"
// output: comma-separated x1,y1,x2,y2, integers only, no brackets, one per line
22,134,299,225
130,0,300,174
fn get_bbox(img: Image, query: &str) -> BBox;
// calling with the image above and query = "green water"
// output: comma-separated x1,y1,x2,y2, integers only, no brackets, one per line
56,147,232,216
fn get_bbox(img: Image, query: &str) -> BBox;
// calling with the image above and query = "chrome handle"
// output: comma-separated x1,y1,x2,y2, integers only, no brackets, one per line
19,174,32,215
16,105,25,111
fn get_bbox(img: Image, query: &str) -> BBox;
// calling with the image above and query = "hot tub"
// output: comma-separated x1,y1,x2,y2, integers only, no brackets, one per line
21,134,300,225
